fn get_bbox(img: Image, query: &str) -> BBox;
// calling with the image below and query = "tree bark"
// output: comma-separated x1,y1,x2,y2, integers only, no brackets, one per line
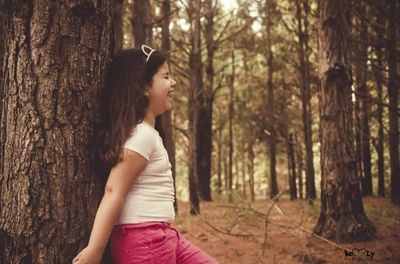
0,0,112,262
355,1,373,196
158,0,177,213
314,0,376,243
132,0,152,47
247,141,255,201
228,50,234,201
188,0,202,214
217,127,222,195
197,0,214,202
374,10,385,197
112,0,123,53
387,0,400,203
265,0,278,199
287,134,297,200
296,0,316,200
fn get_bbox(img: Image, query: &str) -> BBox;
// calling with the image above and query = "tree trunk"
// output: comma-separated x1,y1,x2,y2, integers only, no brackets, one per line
132,0,152,47
266,0,278,199
112,0,123,53
197,0,214,202
0,1,112,262
387,0,400,203
247,141,255,201
287,134,297,200
374,11,385,197
157,0,178,213
0,0,4,129
217,127,222,195
355,2,373,196
296,141,304,199
314,0,376,243
296,0,315,200
228,51,234,201
188,0,202,214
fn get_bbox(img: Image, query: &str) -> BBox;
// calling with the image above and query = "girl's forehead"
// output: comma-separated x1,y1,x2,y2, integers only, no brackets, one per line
158,62,169,72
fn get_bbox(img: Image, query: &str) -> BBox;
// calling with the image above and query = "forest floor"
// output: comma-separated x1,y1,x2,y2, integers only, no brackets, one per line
173,196,400,264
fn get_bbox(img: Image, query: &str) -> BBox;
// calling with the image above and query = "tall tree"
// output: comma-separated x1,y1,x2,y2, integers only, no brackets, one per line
0,0,112,261
132,0,152,46
112,0,123,52
314,0,375,242
197,0,215,201
387,0,400,203
373,4,385,197
228,50,234,198
158,0,177,212
188,0,202,214
295,0,316,200
354,1,373,196
265,0,278,199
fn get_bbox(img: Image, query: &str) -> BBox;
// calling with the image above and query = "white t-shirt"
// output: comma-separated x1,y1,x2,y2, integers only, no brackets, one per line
116,122,175,224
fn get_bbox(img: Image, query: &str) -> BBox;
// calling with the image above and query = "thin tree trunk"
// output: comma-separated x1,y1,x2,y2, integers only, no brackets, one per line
387,0,400,203
314,0,376,243
296,140,304,199
217,127,222,195
188,0,202,214
132,0,152,47
112,0,123,53
247,141,255,201
296,0,315,200
158,0,177,213
0,1,112,261
355,2,373,196
266,0,278,199
288,133,297,200
197,0,214,202
374,12,385,197
228,50,234,201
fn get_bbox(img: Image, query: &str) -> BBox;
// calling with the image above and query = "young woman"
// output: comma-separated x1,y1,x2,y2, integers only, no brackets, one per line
72,46,219,264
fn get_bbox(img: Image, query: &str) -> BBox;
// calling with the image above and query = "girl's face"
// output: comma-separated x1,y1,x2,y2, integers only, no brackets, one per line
146,62,177,116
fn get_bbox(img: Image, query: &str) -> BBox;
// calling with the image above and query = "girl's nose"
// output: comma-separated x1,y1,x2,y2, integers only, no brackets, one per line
171,78,177,87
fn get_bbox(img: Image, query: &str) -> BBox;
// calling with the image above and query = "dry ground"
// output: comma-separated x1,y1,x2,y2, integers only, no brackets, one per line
173,196,400,264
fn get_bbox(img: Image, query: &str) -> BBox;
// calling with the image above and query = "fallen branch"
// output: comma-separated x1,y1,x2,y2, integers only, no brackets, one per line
262,189,289,257
203,220,253,238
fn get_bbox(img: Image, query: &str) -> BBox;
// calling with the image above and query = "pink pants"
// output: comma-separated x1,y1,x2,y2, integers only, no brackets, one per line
110,222,219,264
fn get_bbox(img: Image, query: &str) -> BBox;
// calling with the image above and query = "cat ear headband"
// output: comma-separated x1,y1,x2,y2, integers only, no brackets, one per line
141,45,155,62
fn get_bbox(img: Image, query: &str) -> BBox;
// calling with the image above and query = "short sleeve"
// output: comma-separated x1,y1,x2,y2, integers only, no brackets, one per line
123,125,156,161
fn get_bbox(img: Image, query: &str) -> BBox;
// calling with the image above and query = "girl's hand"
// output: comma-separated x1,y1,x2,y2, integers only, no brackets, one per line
72,246,102,264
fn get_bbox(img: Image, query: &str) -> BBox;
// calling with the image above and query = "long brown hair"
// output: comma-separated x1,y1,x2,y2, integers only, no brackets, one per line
95,48,166,178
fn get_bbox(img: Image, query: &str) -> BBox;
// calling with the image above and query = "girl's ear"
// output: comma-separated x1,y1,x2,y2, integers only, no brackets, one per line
144,89,149,96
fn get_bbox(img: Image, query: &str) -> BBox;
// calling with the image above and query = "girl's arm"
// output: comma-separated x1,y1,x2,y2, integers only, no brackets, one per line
72,149,148,264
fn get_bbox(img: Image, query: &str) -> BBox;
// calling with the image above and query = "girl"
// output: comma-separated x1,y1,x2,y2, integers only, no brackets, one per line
72,46,219,264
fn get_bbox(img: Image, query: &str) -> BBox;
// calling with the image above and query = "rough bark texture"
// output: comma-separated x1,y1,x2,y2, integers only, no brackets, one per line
132,0,152,47
295,0,315,200
314,0,376,243
387,0,400,204
188,0,202,214
0,0,112,262
197,0,214,202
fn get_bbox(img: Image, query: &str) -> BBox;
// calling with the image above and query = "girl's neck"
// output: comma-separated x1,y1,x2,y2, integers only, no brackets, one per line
143,112,156,127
